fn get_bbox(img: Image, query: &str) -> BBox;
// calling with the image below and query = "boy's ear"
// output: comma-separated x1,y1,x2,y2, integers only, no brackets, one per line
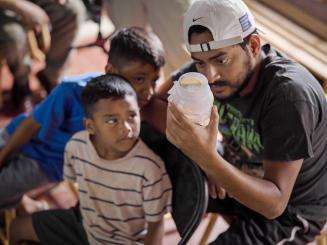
105,62,118,74
84,118,95,135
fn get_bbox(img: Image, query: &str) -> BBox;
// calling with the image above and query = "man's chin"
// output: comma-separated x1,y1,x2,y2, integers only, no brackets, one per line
213,91,234,100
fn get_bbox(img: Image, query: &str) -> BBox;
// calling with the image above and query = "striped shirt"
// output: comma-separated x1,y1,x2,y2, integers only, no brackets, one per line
64,131,172,245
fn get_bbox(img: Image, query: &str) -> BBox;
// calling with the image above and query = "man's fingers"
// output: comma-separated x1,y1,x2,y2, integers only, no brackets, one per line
208,105,219,130
168,103,192,129
218,187,226,199
166,111,184,146
166,107,180,139
167,104,182,126
209,182,217,199
208,183,226,199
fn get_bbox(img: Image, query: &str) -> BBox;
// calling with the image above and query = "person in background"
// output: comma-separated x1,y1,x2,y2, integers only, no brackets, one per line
0,0,86,110
104,0,192,82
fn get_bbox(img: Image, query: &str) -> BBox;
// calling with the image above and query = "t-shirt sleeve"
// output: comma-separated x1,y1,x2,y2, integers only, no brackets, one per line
63,142,77,183
170,61,197,82
32,83,71,140
261,99,315,161
142,158,172,223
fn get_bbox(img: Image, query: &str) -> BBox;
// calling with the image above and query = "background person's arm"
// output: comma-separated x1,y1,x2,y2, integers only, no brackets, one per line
0,0,49,32
0,82,72,167
0,116,40,167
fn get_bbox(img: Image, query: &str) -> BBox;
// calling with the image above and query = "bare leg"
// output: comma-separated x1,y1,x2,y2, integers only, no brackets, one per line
0,16,31,109
17,181,78,215
34,0,86,92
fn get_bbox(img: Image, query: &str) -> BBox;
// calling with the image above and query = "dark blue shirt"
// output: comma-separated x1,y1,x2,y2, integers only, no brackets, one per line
6,72,102,181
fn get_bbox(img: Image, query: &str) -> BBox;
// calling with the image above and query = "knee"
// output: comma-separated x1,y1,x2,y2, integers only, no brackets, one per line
2,23,27,52
61,0,86,29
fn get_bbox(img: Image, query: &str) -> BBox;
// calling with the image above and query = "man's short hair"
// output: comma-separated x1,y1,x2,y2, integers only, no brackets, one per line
108,27,165,70
82,74,137,118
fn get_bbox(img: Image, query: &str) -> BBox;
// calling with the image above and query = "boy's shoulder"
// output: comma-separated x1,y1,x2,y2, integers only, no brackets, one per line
66,130,89,152
135,140,167,176
61,72,103,86
137,140,164,163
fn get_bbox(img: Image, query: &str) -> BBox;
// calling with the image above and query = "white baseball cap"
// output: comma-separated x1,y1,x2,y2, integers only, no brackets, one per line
183,0,256,53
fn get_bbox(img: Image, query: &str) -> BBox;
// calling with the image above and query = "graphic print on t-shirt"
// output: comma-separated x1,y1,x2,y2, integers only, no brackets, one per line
215,100,264,177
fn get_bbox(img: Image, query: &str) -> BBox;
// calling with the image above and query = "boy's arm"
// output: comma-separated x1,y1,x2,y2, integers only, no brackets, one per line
155,77,173,100
0,116,40,167
63,144,77,182
141,157,172,245
141,97,167,134
0,83,72,168
144,219,164,245
62,142,79,208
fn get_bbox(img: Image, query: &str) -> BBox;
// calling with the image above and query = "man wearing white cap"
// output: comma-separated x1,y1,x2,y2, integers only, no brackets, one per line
166,0,327,244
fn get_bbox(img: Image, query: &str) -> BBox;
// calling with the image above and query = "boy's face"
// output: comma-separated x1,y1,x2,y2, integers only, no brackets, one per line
106,61,160,108
85,95,141,159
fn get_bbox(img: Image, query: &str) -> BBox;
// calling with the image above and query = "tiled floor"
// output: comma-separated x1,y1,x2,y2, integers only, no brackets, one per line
163,214,229,244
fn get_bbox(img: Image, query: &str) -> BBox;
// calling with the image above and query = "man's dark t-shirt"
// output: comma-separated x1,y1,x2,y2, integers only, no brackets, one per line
171,44,327,221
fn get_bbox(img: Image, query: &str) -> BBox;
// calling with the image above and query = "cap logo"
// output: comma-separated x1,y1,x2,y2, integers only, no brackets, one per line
192,17,204,22
200,43,211,52
239,13,251,32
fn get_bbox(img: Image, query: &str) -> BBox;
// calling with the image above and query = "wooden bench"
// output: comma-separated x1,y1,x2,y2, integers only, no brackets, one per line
244,0,327,92
0,210,16,245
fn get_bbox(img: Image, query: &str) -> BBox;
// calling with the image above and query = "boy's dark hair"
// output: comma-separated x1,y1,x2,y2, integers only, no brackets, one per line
188,25,258,50
108,27,165,70
82,74,137,118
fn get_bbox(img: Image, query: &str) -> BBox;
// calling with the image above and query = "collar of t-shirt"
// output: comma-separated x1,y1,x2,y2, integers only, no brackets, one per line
238,44,277,98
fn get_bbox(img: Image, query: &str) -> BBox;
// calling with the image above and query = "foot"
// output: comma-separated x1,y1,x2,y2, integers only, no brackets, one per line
36,70,57,94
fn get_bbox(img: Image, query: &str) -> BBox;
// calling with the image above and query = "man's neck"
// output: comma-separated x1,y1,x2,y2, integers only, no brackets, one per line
239,51,265,97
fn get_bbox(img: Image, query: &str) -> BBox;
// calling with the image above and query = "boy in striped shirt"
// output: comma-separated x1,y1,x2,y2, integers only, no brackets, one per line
11,74,172,245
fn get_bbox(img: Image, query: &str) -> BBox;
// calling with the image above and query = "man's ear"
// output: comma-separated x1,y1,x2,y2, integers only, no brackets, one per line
84,118,95,135
248,34,261,57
